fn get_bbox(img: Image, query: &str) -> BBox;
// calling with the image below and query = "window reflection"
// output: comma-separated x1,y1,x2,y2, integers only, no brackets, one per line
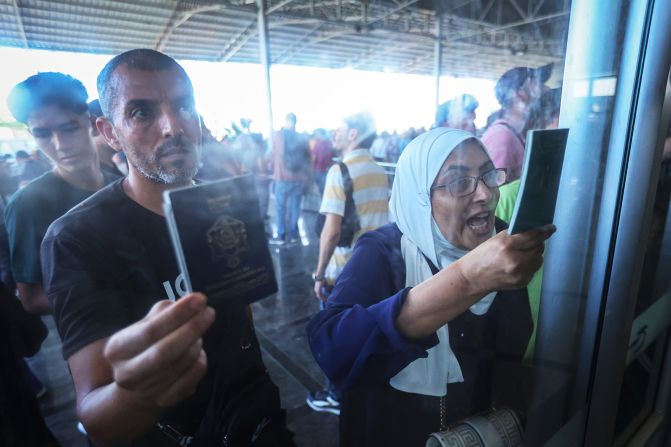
614,115,671,443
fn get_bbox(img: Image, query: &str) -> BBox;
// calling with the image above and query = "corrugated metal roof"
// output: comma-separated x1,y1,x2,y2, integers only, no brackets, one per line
0,0,570,80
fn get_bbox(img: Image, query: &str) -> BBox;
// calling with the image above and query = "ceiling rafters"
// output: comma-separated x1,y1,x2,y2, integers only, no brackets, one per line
532,0,548,16
273,22,323,64
351,39,422,70
248,0,433,35
267,0,298,15
11,0,28,48
442,10,568,46
366,0,420,28
507,0,527,20
154,2,223,51
154,1,183,51
479,0,497,21
217,18,258,62
0,0,571,80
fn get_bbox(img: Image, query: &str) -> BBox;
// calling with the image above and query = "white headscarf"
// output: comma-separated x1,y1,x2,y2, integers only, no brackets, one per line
388,128,497,397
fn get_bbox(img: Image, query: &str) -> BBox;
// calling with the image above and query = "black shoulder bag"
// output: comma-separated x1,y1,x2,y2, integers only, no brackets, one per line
314,162,361,247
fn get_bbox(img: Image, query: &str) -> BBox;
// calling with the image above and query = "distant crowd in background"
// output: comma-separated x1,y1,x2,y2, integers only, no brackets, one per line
0,62,563,213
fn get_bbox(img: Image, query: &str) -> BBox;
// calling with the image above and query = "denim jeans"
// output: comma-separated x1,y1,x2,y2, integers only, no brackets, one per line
319,296,341,400
274,180,303,239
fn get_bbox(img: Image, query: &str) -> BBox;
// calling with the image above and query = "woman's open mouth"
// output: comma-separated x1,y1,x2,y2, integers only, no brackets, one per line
466,211,492,235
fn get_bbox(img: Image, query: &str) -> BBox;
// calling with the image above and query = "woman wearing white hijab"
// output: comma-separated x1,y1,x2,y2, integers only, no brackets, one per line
307,128,555,446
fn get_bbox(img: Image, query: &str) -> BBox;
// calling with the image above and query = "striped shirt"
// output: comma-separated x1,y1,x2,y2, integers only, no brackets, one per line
319,148,390,282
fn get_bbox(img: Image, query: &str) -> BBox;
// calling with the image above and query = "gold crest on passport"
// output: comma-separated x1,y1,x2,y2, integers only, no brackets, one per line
207,215,247,268
163,175,278,307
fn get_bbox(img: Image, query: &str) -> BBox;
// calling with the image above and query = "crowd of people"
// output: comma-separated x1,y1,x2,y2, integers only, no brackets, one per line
1,47,572,447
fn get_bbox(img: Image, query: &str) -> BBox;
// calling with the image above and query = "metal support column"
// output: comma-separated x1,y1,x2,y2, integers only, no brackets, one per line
433,12,442,113
257,0,274,154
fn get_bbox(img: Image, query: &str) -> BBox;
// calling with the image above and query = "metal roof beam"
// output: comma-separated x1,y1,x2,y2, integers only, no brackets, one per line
398,52,433,74
273,23,323,64
479,0,497,21
267,0,299,15
154,2,223,52
507,0,528,20
155,1,182,51
11,0,28,48
350,40,422,69
532,0,548,17
366,0,420,28
442,10,568,45
221,2,436,38
217,18,258,62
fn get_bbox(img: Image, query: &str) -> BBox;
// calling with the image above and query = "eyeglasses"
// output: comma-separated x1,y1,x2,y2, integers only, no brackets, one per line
431,168,507,197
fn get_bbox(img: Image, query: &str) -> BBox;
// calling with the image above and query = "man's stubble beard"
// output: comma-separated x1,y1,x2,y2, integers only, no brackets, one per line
127,136,201,185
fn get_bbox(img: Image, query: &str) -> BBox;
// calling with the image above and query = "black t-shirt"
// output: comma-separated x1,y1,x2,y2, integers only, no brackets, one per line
5,170,118,283
41,179,268,445
100,161,125,178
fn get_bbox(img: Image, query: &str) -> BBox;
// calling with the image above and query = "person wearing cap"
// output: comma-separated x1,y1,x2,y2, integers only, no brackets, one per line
482,64,553,182
434,94,479,134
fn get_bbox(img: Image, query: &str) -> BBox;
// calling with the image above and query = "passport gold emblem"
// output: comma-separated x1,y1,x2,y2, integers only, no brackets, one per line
206,215,247,268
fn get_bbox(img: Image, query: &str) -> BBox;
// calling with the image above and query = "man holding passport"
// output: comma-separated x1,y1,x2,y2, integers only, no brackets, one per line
41,49,293,446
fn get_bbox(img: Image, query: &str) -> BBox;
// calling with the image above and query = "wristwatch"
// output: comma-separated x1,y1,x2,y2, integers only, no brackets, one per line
312,272,326,282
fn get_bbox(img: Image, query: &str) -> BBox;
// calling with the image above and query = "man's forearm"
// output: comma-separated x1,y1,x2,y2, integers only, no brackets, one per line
79,382,164,446
17,282,51,315
316,229,340,277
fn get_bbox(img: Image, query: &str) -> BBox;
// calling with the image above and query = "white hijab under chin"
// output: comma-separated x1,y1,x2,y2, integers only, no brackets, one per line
388,127,497,397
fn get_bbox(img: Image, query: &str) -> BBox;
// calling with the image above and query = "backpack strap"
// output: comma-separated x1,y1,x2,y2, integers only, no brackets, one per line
336,162,361,247
494,121,525,147
337,162,353,201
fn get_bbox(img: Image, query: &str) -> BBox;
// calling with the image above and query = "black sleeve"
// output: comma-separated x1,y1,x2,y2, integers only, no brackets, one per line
0,283,47,358
5,193,45,284
41,233,133,359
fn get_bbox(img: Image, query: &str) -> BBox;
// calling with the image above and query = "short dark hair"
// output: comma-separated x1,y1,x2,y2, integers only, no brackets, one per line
495,63,553,108
97,49,192,121
527,87,562,130
7,72,88,124
88,99,103,117
343,111,377,149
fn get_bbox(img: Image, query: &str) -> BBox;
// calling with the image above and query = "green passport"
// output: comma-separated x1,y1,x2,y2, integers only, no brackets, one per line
163,175,277,306
508,128,569,235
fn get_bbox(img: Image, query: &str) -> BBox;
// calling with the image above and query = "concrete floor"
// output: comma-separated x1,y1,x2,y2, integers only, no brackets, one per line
26,192,339,447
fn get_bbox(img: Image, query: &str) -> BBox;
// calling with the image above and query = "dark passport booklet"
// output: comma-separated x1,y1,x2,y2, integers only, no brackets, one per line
508,128,569,235
163,175,277,306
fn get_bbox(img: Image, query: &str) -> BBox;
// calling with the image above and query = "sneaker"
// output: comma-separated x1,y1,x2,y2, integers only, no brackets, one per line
306,389,340,415
268,236,286,245
287,236,300,245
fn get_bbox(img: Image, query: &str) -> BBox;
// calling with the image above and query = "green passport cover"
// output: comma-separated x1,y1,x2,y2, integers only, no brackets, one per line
163,175,277,306
508,128,569,235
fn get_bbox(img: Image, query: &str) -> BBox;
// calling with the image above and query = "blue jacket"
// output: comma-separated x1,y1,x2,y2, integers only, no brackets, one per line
307,223,532,445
